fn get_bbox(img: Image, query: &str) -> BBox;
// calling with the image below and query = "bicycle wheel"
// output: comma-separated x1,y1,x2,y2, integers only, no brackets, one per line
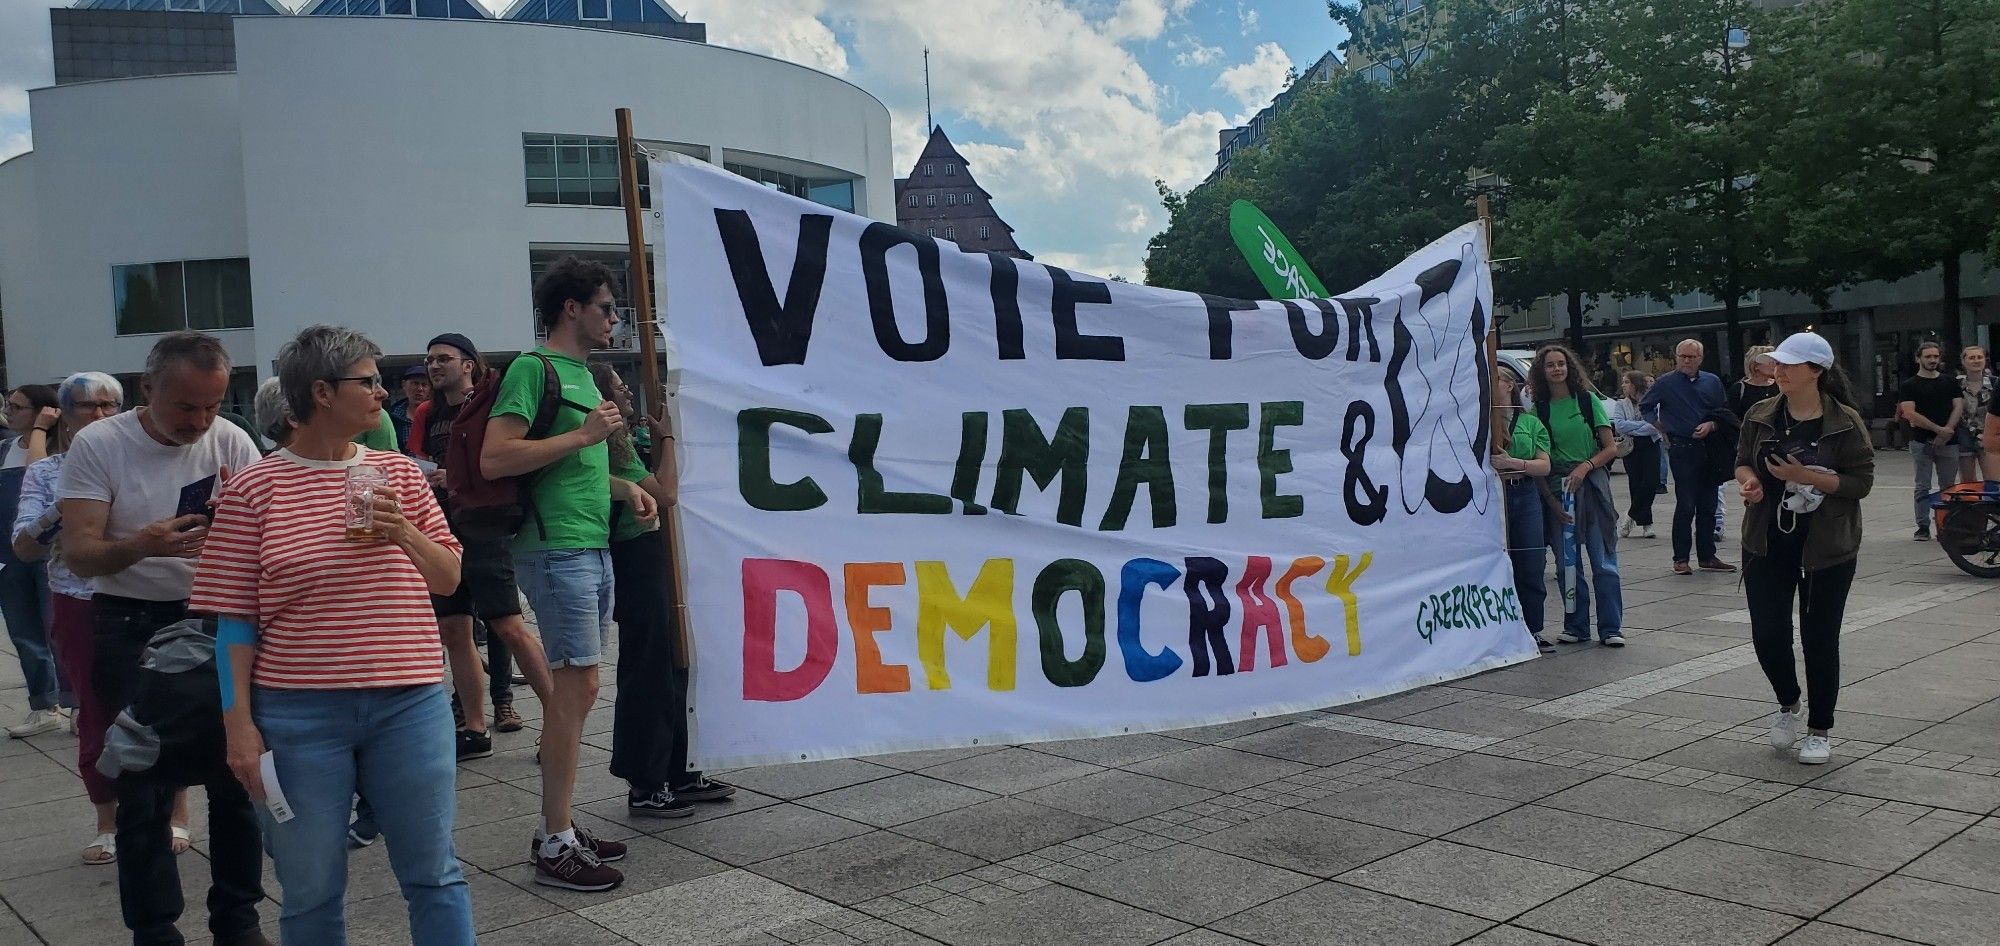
1940,504,2000,579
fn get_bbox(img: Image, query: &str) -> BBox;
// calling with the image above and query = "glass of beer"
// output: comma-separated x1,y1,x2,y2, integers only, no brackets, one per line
344,465,388,541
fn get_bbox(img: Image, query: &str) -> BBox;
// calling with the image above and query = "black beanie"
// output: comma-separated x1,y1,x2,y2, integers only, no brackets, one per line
426,332,479,363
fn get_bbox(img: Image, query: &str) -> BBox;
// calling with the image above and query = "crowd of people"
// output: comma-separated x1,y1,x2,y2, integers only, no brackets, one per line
1496,333,1998,765
0,257,726,945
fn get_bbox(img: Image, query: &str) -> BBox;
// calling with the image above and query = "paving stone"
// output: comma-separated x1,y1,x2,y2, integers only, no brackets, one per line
1338,839,1592,921
903,884,1190,946
1446,805,1682,872
582,786,780,833
725,759,902,800
1209,881,1493,946
1614,837,1885,916
1016,770,1216,824
1123,745,1313,793
1901,722,2000,759
1538,775,1760,833
756,831,983,905
1822,875,2000,946
1397,752,1596,802
1822,712,1936,745
1340,688,1474,721
796,774,997,828
1648,737,1857,785
1161,716,1296,744
1698,802,1966,870
1399,703,1564,739
1456,927,1582,946
1517,877,1802,946
1305,779,1519,836
1513,719,1708,760
1622,692,1771,724
473,915,634,945
496,833,729,909
1155,932,1259,946
868,746,1007,770
452,781,548,830
1217,724,1402,766
1807,760,2000,814
1030,733,1196,767
579,868,843,942
1902,821,2000,893
1191,808,1423,877
916,748,1104,796
665,803,875,866
1772,921,1930,945
891,798,1110,861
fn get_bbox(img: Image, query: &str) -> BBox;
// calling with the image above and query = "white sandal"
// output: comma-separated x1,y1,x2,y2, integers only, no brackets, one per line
170,825,191,855
83,833,116,865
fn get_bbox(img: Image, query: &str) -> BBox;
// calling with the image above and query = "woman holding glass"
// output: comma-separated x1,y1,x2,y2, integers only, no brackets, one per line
194,325,471,945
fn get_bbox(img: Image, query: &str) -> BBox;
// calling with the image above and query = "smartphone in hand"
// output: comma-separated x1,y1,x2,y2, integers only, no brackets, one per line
176,475,219,527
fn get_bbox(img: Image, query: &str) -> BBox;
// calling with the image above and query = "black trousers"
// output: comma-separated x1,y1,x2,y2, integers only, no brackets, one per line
1623,437,1663,527
607,529,701,793
1744,542,1856,733
92,594,265,946
1668,438,1721,562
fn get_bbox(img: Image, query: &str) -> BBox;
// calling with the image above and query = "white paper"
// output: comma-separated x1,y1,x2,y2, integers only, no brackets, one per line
412,457,438,475
258,751,294,823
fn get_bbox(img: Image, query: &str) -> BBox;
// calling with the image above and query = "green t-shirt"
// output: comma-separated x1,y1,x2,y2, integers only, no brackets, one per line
1542,394,1609,464
493,347,609,551
1506,412,1551,462
353,410,397,451
610,448,658,542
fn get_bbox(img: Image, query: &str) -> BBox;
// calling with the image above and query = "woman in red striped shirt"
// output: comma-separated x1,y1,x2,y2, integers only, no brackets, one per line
194,325,470,945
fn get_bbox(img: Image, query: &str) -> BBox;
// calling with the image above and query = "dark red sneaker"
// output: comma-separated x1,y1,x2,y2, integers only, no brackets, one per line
532,838,622,892
574,824,626,863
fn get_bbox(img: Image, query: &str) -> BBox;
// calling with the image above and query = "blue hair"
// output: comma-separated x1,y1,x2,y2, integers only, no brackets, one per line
57,372,123,412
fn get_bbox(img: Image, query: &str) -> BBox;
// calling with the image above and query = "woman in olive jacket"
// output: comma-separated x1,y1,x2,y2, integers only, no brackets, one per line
1733,333,1873,766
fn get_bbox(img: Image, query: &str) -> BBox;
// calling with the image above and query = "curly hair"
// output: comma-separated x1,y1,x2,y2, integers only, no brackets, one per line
1527,343,1598,407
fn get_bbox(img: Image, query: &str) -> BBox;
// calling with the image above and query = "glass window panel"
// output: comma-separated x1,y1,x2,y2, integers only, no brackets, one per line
523,143,556,178
945,226,955,239
113,263,186,336
559,179,595,205
590,177,621,207
807,179,854,212
383,0,411,13
349,0,378,13
526,178,559,204
416,0,448,15
581,0,608,17
556,143,587,176
181,258,252,330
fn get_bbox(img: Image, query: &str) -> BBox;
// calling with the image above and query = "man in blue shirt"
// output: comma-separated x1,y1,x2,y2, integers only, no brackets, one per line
1641,339,1738,574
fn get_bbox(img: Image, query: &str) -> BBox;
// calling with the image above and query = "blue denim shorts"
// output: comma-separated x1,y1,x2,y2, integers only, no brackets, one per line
514,547,615,669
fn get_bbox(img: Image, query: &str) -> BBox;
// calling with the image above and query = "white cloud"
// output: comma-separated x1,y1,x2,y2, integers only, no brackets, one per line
1172,35,1223,67
0,130,28,165
1216,41,1291,116
0,0,56,161
1237,1,1260,34
685,0,850,75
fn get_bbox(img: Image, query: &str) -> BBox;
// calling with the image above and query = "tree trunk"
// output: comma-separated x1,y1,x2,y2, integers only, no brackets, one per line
1723,294,1742,381
1940,253,1963,353
1567,290,1586,354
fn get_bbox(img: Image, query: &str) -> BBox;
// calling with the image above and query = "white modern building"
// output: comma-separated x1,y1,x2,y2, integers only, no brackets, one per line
0,11,894,405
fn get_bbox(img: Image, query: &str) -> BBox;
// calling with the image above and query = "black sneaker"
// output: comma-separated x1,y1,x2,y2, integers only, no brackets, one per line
628,788,696,818
455,729,493,761
1534,636,1556,653
671,777,739,803
1915,527,1931,542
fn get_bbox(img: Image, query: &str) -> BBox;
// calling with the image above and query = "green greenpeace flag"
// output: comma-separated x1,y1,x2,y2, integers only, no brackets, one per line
1228,200,1329,300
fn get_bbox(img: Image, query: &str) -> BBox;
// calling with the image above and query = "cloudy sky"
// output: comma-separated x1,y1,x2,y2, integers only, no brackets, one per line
0,0,1347,279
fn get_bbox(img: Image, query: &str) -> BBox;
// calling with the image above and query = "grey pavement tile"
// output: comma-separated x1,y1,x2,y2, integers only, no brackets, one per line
1066,844,1315,924
1807,761,2000,814
1161,716,1296,745
1613,837,1886,917
1699,802,1966,870
1772,922,1930,945
1339,688,1472,721
1397,752,1596,802
903,884,1190,946
1216,724,1401,766
1541,775,1761,834
451,811,638,873
1517,877,1802,946
1823,875,2000,946
579,868,843,943
0,796,102,843
1191,808,1423,877
1945,699,2000,728
1514,719,1708,760
1649,737,1857,785
0,824,120,883
0,907,38,946
0,754,74,786
796,774,997,828
868,745,1007,771
1030,733,1195,767
1674,664,1796,702
1209,881,1493,946
473,915,634,946
1016,770,1216,824
1456,927,1582,946
666,803,875,866
1122,745,1312,793
1901,721,2000,758
755,831,983,904
1903,822,2000,893
724,758,902,800
1155,932,1259,946
1305,780,1520,837
1839,673,1995,722
890,798,1110,861
582,786,780,833
1825,713,1936,745
461,742,609,783
916,748,1104,796
1626,691,1771,724
452,781,546,830
1447,805,1683,873
1452,668,1616,700
349,871,561,939
1398,703,1563,740
496,833,730,909
1338,839,1593,921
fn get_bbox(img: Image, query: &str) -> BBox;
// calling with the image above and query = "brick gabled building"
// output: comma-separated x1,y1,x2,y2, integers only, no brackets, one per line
893,126,1032,260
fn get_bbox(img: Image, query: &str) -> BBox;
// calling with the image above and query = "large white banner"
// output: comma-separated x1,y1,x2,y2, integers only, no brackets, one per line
653,156,1532,769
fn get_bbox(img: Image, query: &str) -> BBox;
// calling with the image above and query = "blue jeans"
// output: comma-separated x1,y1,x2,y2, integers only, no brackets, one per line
1553,495,1623,640
0,560,61,710
253,685,472,946
514,547,615,669
1504,480,1548,638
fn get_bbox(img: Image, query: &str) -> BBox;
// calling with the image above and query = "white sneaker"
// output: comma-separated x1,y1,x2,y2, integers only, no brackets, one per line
1798,734,1831,764
1639,524,1656,539
6,708,67,739
1767,708,1800,749
1619,518,1634,538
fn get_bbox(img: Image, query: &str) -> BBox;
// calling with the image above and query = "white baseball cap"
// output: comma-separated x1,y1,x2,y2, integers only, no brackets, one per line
1759,332,1834,368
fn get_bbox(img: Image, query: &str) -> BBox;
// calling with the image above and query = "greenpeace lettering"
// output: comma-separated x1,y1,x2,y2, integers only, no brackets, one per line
654,154,1533,767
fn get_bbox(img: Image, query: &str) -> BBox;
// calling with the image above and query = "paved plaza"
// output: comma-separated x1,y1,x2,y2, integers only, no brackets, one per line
3,452,1998,946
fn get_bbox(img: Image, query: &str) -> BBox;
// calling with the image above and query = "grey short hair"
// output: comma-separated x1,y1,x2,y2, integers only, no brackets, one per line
252,377,294,447
144,331,231,378
275,325,382,425
57,372,123,411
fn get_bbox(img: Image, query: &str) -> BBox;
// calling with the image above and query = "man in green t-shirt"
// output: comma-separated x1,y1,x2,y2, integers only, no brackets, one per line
482,256,655,893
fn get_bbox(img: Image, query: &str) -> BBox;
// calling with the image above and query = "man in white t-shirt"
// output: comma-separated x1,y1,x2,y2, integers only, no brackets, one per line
59,332,268,946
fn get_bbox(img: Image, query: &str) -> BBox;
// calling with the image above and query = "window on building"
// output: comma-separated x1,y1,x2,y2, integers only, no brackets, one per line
979,225,991,240
926,194,936,207
523,133,648,209
112,258,253,336
945,164,957,176
965,192,976,204
528,246,645,349
168,0,202,10
580,0,610,19
382,0,413,14
945,226,955,239
923,164,934,176
945,194,957,206
926,227,936,237
723,163,856,212
907,194,919,208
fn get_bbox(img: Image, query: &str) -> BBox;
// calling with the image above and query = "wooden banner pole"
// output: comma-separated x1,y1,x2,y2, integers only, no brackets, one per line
1477,194,1512,553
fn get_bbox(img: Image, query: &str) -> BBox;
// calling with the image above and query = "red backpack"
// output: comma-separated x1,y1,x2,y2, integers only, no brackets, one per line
443,352,591,541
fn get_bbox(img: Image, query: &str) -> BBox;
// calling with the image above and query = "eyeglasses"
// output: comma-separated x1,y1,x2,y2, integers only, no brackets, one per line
331,375,386,391
71,401,119,412
3,403,28,413
423,354,461,365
